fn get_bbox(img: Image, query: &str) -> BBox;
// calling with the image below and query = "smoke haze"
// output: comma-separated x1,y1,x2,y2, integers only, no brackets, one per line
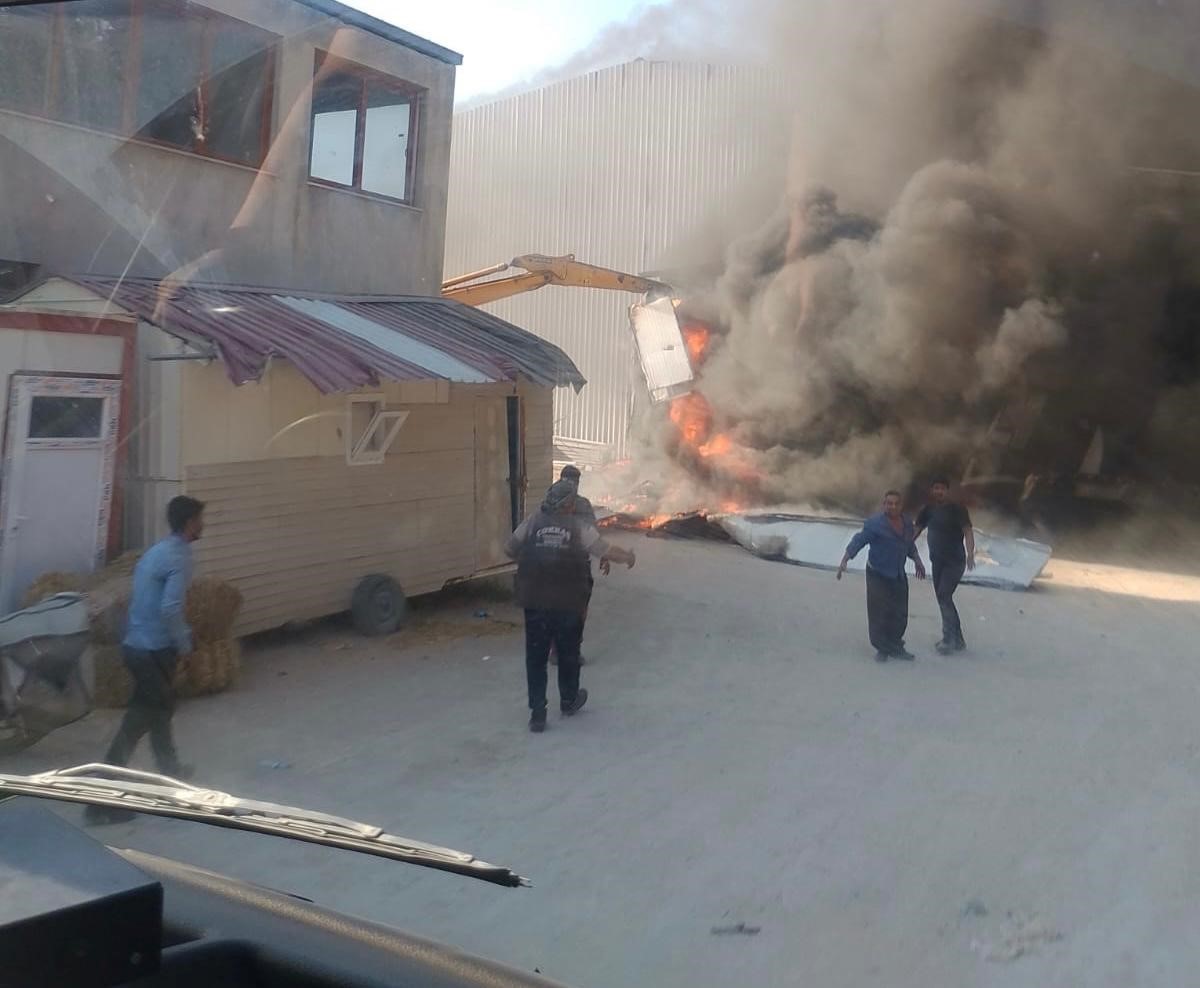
614,0,1200,515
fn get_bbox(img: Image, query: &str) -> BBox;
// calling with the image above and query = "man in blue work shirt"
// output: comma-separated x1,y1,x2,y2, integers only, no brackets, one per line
94,495,204,788
837,490,926,662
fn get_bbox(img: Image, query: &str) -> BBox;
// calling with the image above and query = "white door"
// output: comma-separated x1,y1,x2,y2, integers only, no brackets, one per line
0,375,122,612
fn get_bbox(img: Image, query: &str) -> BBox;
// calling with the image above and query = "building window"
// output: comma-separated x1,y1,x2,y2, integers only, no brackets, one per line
0,0,275,168
310,52,421,204
346,396,409,466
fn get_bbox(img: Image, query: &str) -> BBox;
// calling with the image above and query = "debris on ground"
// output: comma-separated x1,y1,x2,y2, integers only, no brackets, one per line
961,898,989,918
719,514,1051,591
970,912,1063,962
710,923,761,936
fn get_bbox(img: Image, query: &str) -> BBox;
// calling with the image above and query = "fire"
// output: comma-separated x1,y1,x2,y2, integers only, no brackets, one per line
668,393,713,446
681,322,711,367
698,433,732,458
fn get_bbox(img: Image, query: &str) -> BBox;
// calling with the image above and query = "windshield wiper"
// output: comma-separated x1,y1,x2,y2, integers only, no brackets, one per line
0,764,529,888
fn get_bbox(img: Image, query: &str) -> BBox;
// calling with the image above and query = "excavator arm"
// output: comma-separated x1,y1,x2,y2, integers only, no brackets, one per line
441,254,671,307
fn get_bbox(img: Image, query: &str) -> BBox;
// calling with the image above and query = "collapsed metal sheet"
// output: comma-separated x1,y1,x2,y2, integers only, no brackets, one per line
719,514,1052,591
628,296,694,404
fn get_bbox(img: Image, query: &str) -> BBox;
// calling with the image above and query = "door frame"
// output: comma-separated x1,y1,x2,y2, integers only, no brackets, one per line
0,374,123,607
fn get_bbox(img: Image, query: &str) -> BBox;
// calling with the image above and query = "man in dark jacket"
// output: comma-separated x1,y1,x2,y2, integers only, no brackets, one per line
553,465,602,667
837,490,926,662
915,477,975,653
506,479,635,733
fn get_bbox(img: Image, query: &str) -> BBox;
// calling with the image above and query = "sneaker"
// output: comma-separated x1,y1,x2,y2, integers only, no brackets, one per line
561,687,589,716
875,651,890,663
83,803,136,825
529,709,547,733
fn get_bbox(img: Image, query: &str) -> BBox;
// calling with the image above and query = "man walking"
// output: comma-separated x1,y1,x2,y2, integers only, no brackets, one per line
87,496,204,822
837,490,926,662
505,479,635,733
553,464,604,667
915,477,975,654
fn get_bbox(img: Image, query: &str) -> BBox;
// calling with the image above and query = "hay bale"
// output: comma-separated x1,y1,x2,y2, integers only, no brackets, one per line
26,555,242,708
92,644,132,709
22,572,85,608
177,639,240,698
94,551,142,583
185,578,243,643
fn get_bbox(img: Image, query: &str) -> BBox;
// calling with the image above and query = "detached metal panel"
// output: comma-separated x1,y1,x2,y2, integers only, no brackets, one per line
445,60,791,460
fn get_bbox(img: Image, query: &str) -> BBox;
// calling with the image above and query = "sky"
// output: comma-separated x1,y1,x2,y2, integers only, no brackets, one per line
350,0,663,103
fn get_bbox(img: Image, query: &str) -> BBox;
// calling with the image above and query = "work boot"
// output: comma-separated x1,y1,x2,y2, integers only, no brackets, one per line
83,803,136,825
561,688,589,716
529,708,547,733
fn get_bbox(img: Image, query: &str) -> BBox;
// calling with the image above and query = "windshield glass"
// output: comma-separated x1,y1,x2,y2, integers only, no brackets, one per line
1,1,1198,986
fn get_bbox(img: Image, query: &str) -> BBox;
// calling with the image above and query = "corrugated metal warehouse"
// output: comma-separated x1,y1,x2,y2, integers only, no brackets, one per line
444,60,792,463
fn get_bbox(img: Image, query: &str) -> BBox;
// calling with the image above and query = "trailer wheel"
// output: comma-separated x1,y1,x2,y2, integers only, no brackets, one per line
351,575,407,636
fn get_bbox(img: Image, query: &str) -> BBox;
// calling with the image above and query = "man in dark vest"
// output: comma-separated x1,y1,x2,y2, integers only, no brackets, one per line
552,464,600,667
506,479,636,733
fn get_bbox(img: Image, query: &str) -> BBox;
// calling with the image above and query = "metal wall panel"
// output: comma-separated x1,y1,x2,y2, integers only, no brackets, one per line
445,61,791,460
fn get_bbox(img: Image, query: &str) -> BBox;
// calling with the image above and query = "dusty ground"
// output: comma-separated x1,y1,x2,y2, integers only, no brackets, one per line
6,533,1200,988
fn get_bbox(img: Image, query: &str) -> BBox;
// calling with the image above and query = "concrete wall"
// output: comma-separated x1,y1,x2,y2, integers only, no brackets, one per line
0,0,455,295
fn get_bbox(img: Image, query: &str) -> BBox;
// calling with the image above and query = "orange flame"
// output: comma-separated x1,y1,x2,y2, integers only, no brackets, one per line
668,393,713,447
681,322,711,367
697,433,732,458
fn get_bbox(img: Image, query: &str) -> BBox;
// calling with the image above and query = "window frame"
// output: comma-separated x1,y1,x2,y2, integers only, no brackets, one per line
345,395,409,466
9,0,276,169
308,51,422,206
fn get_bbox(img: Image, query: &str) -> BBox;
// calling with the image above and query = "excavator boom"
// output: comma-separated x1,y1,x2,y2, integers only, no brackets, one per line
441,254,670,307
441,252,694,405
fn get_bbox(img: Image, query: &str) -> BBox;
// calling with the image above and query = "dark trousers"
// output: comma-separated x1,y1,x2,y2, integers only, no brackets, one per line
525,609,583,711
103,647,183,775
932,558,967,646
865,568,909,655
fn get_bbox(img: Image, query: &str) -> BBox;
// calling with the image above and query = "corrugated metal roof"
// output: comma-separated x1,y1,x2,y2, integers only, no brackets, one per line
61,276,585,394
444,61,793,459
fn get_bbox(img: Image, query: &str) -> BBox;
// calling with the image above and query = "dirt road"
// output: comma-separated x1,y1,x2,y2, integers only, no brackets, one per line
7,534,1200,987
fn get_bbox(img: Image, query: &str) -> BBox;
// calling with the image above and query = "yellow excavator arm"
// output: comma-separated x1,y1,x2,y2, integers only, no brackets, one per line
441,254,671,307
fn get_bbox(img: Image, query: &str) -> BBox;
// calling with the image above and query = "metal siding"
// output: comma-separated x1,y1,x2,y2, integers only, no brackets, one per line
445,61,791,460
55,276,585,393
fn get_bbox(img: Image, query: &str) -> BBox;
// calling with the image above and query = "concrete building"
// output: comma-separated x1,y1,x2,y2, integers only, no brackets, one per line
444,60,792,463
0,0,458,295
0,1,584,626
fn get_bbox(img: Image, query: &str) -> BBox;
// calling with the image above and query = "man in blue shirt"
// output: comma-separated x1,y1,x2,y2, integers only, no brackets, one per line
837,490,926,662
96,496,204,783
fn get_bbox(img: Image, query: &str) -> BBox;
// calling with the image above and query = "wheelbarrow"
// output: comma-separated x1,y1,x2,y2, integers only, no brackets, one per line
0,593,92,754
